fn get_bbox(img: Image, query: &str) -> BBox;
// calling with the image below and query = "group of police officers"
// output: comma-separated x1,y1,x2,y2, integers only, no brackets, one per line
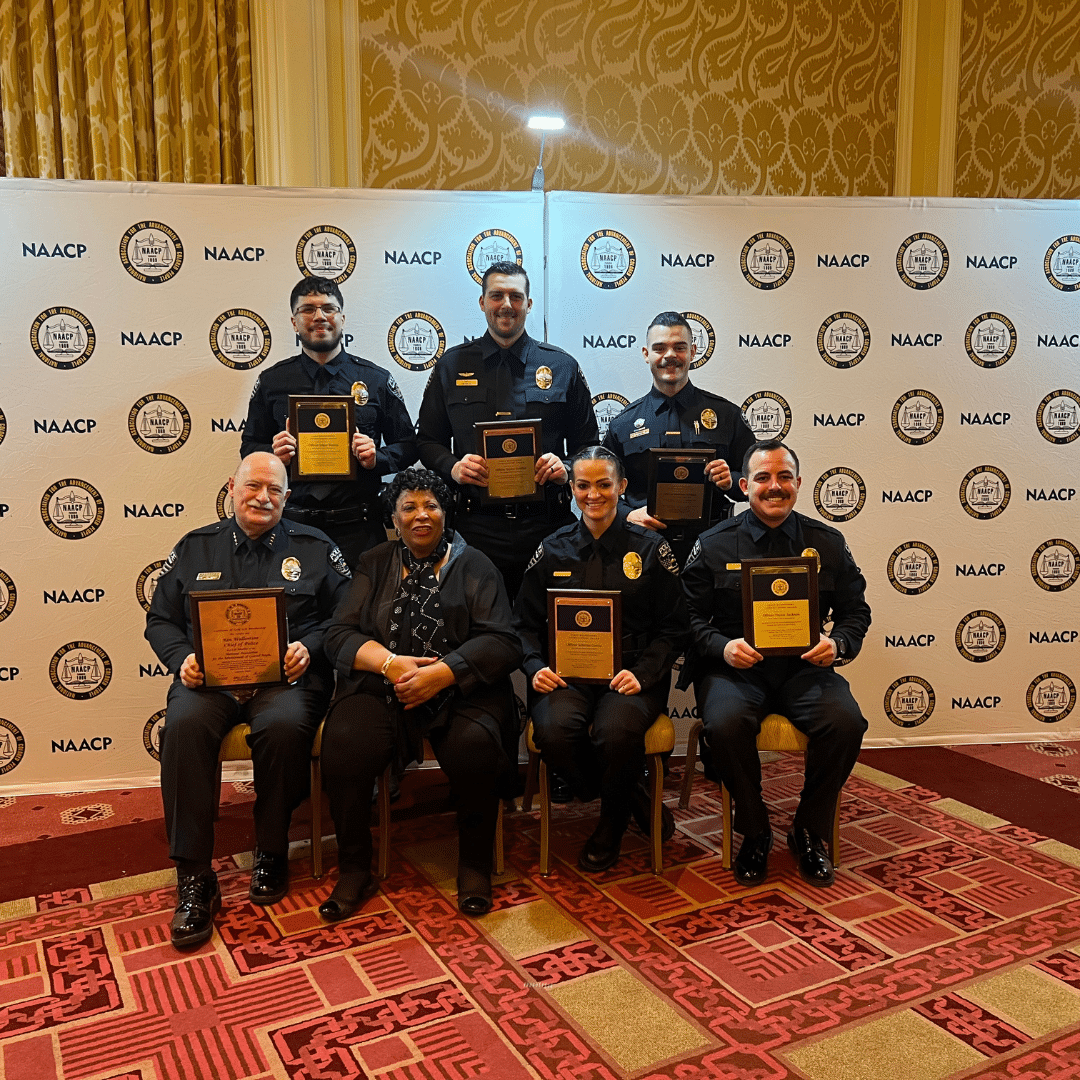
147,261,870,948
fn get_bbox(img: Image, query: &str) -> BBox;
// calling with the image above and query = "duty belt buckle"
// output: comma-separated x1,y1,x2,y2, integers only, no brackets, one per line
503,503,518,520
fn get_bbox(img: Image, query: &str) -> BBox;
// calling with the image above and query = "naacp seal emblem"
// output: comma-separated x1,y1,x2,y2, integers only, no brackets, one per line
388,312,446,371
1031,539,1079,592
814,467,865,523
216,482,234,521
129,394,191,454
884,676,935,728
891,390,943,445
575,610,593,628
120,221,184,283
210,309,271,370
965,313,1015,368
136,560,166,612
31,307,96,369
817,312,870,368
50,641,113,699
1027,672,1076,723
682,312,716,368
742,392,792,440
226,603,251,626
466,229,523,284
955,610,1006,663
0,403,6,446
592,392,629,440
1036,390,1080,444
959,465,1010,519
0,569,16,623
740,232,794,289
0,718,26,776
296,225,356,283
887,542,939,595
41,479,104,540
581,229,636,289
896,233,948,289
1044,236,1080,291
143,709,167,761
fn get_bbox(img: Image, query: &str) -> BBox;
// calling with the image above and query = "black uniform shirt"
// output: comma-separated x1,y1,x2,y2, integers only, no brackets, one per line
242,350,417,510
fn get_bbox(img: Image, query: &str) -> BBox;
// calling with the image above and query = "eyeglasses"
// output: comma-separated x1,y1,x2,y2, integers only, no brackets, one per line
294,304,342,318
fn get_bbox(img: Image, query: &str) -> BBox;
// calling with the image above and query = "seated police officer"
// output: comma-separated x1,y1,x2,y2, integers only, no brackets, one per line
146,452,350,947
681,439,871,887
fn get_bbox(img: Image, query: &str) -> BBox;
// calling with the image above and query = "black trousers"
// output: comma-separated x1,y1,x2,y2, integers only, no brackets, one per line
530,681,669,823
696,659,867,841
159,679,327,864
320,692,504,877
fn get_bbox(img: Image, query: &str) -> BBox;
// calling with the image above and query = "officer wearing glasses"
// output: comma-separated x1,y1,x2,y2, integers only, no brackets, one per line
242,277,417,568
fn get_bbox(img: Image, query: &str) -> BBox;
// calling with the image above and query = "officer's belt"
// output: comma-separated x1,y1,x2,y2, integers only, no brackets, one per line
284,502,377,526
461,501,550,520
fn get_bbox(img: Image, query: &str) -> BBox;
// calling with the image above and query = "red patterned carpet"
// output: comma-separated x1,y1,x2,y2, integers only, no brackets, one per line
3,751,1080,1080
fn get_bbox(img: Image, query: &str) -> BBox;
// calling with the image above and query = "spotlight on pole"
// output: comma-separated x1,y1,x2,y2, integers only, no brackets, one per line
528,116,566,191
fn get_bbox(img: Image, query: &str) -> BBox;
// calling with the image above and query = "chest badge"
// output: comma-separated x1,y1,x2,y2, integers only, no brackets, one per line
281,557,302,581
351,381,369,406
634,417,645,428
801,547,821,571
535,366,553,389
701,408,717,430
623,551,642,579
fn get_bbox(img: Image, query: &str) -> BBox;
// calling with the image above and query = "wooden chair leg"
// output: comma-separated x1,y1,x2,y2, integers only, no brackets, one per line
213,761,223,821
310,756,323,879
538,760,551,875
721,783,734,869
377,763,392,879
679,719,703,809
494,800,505,875
522,749,540,812
648,752,664,874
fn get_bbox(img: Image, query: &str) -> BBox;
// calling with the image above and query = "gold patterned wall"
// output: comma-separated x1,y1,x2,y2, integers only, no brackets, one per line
361,0,901,195
955,0,1080,198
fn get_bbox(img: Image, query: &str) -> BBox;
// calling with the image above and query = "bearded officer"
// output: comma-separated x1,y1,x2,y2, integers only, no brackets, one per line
146,452,350,947
242,276,417,568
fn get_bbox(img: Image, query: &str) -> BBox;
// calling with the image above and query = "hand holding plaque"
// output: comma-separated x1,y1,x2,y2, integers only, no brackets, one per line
190,588,288,690
741,557,820,657
547,589,622,683
647,448,714,521
475,418,543,502
288,395,357,481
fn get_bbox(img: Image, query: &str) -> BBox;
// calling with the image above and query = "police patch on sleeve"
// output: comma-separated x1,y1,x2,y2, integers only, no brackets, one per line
658,540,680,574
159,549,179,577
526,543,545,570
388,375,405,402
249,376,261,400
329,546,352,578
576,365,593,395
684,539,702,568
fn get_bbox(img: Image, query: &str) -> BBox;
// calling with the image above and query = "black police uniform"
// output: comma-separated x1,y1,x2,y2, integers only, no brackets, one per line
603,382,757,568
681,508,871,841
145,517,351,868
514,505,689,823
242,350,417,567
417,329,598,601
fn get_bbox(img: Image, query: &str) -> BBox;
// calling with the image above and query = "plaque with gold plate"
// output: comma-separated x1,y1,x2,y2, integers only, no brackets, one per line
288,395,356,482
190,587,288,690
475,418,544,503
646,447,714,521
741,556,820,656
547,589,622,684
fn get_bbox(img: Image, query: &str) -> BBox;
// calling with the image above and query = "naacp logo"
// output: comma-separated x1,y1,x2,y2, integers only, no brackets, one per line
891,390,943,445
884,676,935,728
119,221,183,283
216,482,234,521
387,312,446,371
0,719,26,775
1031,539,1079,592
226,603,251,626
0,568,16,622
128,394,191,454
1044,236,1080,291
50,641,112,699
136,560,166,612
143,709,167,761
896,233,948,289
740,232,794,289
0,403,5,446
682,312,716,368
887,542,939,595
575,610,593,628
210,309,272,370
965,313,1015,368
814,467,865,522
816,312,870,369
742,391,792,440
581,229,636,288
1027,672,1076,723
955,610,1006,663
1036,390,1080,444
41,479,105,539
959,465,1010,519
296,225,356,283
592,392,629,439
31,307,96,369
466,229,523,284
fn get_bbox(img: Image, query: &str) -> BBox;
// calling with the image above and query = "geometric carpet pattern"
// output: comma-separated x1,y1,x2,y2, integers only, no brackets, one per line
4,755,1080,1079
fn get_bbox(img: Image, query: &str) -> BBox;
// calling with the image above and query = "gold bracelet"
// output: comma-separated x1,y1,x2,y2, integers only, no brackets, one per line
380,653,397,676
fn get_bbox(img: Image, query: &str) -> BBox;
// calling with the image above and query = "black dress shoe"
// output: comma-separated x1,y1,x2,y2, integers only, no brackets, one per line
549,771,574,804
319,871,376,922
578,817,626,873
733,830,773,885
787,827,835,887
171,870,220,949
248,850,290,904
629,783,676,842
457,865,493,917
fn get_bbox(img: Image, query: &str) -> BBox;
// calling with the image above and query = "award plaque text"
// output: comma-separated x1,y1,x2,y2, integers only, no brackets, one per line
548,589,622,683
476,418,543,502
741,556,820,656
289,395,356,481
191,587,288,690
647,447,714,521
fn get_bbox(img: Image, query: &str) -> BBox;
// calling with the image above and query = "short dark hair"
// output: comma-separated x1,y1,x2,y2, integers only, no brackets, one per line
570,445,625,483
743,438,799,478
646,311,692,337
385,467,454,519
290,276,344,312
481,261,530,297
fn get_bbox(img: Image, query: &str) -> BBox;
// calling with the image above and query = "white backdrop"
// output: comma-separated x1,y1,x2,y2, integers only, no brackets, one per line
0,180,1076,792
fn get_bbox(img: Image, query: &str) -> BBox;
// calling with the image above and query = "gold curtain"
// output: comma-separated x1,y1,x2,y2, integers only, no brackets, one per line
0,0,255,183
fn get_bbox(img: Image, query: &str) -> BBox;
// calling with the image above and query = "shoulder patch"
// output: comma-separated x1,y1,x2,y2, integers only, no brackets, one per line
658,540,680,574
576,365,593,396
684,539,702,569
387,374,405,402
329,546,352,578
159,549,179,577
526,542,545,571
249,376,261,400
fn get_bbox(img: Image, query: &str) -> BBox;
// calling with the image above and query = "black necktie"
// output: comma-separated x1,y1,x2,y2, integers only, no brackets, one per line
765,528,788,557
661,399,681,448
584,541,604,589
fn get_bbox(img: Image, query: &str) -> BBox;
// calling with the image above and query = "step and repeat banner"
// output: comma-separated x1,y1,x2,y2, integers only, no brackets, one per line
0,179,1076,791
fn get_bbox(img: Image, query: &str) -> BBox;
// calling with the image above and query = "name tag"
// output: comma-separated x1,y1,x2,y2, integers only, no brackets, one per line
553,571,572,577
456,379,478,386
196,572,221,580
726,563,741,571
629,428,651,439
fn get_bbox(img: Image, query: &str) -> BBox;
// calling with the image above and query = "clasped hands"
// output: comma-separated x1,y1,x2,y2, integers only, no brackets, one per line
382,654,455,709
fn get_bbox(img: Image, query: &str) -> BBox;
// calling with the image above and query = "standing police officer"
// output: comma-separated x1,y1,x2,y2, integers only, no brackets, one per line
417,261,599,602
603,311,757,567
242,276,417,568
